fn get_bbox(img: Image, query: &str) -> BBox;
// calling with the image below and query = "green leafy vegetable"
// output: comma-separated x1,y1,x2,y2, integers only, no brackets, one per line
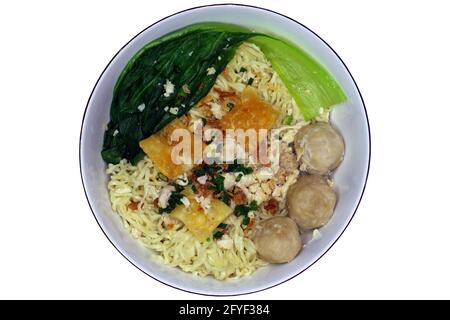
174,184,184,193
221,192,231,205
234,200,257,217
194,167,206,177
226,160,253,175
247,77,254,85
213,231,224,239
282,115,293,125
242,216,250,226
102,26,256,163
157,172,169,182
251,36,347,120
213,222,228,239
249,200,258,211
158,191,184,214
234,204,248,217
211,175,225,193
191,184,198,194
131,150,145,166
194,163,222,177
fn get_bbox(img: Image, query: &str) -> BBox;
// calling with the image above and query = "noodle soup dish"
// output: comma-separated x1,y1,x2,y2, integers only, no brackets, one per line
80,5,370,295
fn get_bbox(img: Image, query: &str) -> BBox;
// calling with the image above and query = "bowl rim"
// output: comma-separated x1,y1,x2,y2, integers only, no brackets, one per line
79,3,371,296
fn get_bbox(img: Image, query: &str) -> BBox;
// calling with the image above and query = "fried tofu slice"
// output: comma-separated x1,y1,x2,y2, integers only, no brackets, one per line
219,86,279,131
139,118,196,179
218,87,279,156
171,194,232,242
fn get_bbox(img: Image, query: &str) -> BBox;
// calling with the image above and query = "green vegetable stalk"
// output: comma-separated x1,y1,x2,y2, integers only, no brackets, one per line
251,36,347,120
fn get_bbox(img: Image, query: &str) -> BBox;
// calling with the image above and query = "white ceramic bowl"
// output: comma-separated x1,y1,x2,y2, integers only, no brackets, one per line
80,4,370,296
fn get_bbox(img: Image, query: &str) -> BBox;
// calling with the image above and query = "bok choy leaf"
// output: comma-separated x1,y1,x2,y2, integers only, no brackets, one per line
251,36,347,120
102,26,255,164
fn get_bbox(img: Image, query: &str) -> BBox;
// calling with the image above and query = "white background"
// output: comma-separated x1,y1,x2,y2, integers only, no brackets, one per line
1,0,449,299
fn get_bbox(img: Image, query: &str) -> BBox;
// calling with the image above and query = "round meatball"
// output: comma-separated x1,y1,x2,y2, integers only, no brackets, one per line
252,216,301,263
287,175,336,229
294,122,345,175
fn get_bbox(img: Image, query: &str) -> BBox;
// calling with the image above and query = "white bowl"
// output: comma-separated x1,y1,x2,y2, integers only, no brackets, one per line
80,4,370,296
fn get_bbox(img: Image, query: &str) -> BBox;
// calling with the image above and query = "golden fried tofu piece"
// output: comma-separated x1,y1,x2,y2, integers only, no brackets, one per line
171,195,232,242
139,118,195,179
219,87,279,131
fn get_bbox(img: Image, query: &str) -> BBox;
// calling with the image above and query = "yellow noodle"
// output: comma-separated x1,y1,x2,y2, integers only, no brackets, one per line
107,42,327,279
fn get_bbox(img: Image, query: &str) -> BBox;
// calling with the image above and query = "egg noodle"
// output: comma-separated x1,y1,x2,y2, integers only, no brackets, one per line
106,42,328,279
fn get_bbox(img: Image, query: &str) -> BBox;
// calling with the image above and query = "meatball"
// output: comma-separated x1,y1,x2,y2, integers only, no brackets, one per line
294,122,345,175
287,175,336,229
252,216,301,263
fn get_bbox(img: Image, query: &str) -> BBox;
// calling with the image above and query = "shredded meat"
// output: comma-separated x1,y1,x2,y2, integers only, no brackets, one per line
232,187,248,205
279,147,299,171
196,183,213,198
263,198,279,215
166,223,174,230
206,118,221,128
214,88,237,101
244,218,256,236
128,201,140,210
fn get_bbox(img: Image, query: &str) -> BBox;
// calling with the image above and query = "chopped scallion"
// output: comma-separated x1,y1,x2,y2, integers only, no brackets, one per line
213,231,224,239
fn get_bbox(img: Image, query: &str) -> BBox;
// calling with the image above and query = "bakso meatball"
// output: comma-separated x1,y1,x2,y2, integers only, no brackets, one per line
294,122,345,175
252,216,302,263
287,175,336,230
